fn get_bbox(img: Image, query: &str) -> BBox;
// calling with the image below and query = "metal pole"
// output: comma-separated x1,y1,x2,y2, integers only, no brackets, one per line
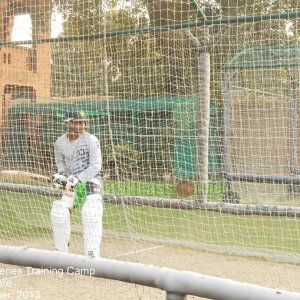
166,292,187,300
0,246,299,300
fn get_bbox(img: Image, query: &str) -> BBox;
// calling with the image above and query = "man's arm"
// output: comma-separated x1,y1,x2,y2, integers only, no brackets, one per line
54,139,67,173
52,138,68,190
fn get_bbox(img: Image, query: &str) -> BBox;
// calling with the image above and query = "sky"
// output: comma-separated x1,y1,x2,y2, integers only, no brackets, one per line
10,7,294,42
11,11,63,42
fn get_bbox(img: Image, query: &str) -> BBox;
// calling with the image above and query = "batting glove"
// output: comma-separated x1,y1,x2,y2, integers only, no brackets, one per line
65,175,81,192
51,172,67,190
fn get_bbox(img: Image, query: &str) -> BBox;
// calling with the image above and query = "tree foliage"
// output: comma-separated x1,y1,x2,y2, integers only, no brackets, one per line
50,0,300,101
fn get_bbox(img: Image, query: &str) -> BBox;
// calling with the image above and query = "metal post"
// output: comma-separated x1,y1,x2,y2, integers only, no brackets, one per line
166,292,187,300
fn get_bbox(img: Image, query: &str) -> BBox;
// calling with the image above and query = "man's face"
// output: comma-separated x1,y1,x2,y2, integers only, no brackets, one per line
69,120,86,134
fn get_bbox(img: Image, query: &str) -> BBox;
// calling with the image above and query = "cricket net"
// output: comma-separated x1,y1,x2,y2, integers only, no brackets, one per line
0,0,300,299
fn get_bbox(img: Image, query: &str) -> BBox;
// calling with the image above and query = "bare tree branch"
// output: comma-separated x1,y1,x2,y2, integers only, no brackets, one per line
208,24,230,50
182,29,201,48
182,26,211,52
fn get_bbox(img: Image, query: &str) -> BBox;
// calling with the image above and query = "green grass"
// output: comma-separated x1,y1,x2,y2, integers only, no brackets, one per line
0,191,54,238
0,181,300,257
101,203,300,255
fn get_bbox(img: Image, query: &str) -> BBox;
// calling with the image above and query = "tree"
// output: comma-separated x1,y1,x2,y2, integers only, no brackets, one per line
49,0,300,189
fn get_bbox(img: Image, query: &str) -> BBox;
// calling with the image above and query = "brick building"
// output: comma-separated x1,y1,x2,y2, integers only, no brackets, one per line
0,0,51,129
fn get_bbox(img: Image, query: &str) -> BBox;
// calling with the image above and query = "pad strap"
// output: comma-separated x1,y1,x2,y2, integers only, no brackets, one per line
85,182,102,196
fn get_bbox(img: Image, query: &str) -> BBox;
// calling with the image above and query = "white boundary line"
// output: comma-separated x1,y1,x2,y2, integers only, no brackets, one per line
112,245,164,258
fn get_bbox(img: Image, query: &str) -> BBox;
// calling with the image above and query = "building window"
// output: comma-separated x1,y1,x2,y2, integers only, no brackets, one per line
8,53,11,64
3,53,6,63
27,49,37,72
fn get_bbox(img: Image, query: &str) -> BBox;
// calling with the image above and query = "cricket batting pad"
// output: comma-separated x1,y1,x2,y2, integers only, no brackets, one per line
51,200,71,253
82,194,103,257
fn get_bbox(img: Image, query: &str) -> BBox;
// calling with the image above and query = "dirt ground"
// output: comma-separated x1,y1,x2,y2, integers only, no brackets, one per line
0,238,299,300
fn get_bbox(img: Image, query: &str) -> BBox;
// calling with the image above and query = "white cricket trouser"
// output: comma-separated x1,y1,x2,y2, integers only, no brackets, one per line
50,190,103,256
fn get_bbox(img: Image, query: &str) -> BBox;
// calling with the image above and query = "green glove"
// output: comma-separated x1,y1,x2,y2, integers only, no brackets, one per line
74,183,87,208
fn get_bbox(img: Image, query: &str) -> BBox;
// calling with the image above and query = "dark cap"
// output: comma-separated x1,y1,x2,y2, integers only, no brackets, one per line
64,110,89,123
